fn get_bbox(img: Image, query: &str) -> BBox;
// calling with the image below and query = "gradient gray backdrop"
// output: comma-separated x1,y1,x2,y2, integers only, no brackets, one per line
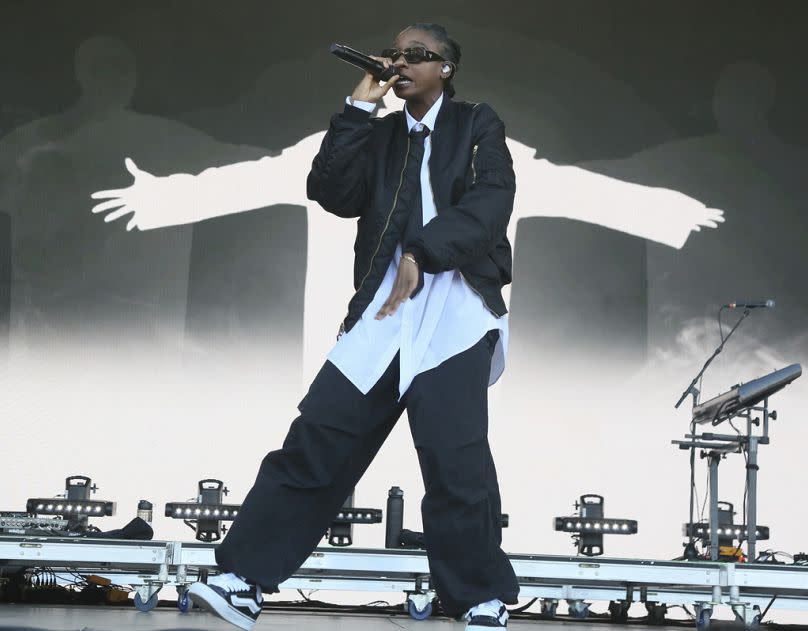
1,0,807,621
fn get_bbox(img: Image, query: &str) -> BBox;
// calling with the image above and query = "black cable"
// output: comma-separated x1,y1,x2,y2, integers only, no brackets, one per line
710,397,733,427
724,416,749,559
681,605,696,620
760,595,777,622
507,597,538,613
689,307,737,558
686,369,709,553
695,371,706,520
690,401,729,556
698,463,709,522
687,418,698,552
297,588,314,601
757,549,792,563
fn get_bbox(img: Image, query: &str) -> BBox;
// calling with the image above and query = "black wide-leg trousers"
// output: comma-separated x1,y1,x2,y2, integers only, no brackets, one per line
214,328,519,618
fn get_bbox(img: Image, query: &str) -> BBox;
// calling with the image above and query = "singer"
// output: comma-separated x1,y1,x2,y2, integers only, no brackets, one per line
187,22,519,630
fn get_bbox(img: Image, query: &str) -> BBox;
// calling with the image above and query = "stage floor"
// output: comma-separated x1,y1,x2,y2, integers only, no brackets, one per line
0,604,682,631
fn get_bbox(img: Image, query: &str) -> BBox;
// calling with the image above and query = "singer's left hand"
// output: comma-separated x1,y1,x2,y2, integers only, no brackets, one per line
375,254,419,319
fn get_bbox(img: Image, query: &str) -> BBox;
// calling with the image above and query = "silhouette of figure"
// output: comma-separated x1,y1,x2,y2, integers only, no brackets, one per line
91,87,723,386
147,25,724,391
576,60,808,362
0,35,297,359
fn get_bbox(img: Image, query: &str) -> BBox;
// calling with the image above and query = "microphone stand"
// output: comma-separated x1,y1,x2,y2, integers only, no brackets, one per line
673,306,750,563
674,307,751,409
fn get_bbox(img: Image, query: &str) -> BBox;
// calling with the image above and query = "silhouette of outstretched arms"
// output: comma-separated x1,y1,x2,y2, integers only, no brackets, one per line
506,138,725,253
91,101,379,231
89,134,325,231
89,130,722,251
498,138,725,311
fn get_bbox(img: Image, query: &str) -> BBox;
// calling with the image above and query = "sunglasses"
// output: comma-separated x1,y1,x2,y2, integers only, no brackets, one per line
379,46,446,64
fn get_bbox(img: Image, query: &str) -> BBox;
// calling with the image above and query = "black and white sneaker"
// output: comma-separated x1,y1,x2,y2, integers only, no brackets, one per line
187,572,263,630
463,598,509,629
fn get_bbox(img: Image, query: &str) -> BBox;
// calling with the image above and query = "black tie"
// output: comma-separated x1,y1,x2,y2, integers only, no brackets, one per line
399,125,430,253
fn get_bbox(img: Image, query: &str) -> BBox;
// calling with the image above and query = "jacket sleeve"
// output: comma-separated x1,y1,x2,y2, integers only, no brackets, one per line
403,103,515,273
306,99,376,218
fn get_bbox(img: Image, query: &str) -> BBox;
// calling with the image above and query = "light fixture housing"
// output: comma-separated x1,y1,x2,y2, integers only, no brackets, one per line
683,523,769,541
683,501,769,549
165,479,234,542
165,502,242,520
328,491,383,546
26,475,114,532
554,494,638,556
27,499,115,517
555,518,638,534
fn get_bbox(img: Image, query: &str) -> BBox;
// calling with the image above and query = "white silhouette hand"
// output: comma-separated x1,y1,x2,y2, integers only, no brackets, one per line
90,157,195,231
689,203,725,231
646,187,725,248
90,150,310,231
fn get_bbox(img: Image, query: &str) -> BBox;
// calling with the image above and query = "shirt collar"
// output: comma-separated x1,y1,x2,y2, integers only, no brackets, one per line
404,91,443,133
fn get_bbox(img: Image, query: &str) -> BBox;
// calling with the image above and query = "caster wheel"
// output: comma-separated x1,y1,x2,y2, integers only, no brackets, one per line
177,591,191,613
647,604,667,625
408,599,433,620
134,591,159,612
696,607,712,630
734,609,761,629
569,603,590,619
609,601,629,623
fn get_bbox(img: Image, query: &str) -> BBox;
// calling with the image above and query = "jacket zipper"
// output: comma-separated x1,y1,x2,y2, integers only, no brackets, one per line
427,143,499,318
339,136,413,338
459,270,499,317
470,143,478,185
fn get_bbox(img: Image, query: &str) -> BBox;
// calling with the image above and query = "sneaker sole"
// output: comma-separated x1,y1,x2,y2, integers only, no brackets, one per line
187,582,258,630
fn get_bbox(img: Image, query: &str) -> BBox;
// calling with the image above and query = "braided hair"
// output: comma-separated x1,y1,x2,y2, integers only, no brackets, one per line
403,22,461,98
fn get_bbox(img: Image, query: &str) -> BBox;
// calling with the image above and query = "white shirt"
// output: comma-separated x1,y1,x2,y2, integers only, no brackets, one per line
327,92,508,401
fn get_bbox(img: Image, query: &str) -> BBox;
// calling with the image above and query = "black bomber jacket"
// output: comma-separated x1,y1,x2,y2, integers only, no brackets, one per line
306,90,516,339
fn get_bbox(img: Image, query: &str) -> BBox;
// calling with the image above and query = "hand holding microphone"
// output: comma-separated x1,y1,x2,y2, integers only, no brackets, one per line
330,43,401,103
350,54,400,103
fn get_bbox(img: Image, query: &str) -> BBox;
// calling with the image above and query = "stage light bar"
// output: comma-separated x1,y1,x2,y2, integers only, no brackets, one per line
26,476,115,533
683,522,769,541
555,517,638,534
165,503,241,520
27,499,115,517
328,491,385,547
334,508,382,524
167,479,241,542
554,494,638,557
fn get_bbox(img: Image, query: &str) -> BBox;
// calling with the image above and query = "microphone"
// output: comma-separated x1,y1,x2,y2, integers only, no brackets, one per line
723,299,775,309
330,43,399,81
